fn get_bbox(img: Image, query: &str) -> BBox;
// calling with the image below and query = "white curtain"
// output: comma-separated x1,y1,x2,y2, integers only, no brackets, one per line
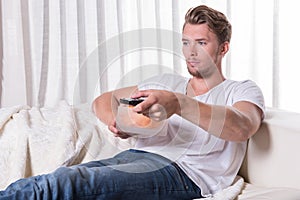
1,0,300,112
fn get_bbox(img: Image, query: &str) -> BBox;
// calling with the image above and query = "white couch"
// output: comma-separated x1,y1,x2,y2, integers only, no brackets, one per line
2,104,300,199
237,108,300,199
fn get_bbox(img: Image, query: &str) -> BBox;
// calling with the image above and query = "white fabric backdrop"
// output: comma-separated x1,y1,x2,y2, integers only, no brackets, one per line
0,0,299,112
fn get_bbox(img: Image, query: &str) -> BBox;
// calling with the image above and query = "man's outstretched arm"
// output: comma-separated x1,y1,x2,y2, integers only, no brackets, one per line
132,89,263,142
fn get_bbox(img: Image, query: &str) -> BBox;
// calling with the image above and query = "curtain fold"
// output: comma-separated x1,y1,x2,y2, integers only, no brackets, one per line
272,0,280,108
171,0,181,74
116,0,125,87
20,0,33,106
0,0,2,107
77,0,87,103
59,0,67,101
96,0,107,94
38,0,50,107
224,0,232,78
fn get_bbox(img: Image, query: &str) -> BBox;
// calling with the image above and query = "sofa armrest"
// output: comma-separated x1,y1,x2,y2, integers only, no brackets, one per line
239,108,300,190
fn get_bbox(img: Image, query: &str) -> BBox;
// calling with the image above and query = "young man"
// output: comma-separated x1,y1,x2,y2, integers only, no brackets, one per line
0,5,264,199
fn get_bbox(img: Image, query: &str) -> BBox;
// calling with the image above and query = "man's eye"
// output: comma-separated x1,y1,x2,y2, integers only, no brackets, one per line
182,41,189,46
198,41,206,45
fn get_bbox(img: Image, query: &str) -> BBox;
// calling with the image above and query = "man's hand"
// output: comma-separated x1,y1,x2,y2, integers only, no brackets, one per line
131,90,180,121
108,119,132,139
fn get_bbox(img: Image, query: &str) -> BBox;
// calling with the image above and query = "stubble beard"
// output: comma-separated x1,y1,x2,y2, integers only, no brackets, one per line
187,64,215,79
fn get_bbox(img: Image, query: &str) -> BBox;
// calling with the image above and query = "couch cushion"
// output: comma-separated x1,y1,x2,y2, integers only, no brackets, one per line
239,108,300,190
237,183,300,200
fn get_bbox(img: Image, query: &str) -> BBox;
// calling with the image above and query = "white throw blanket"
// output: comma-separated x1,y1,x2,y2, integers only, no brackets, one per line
0,101,244,199
0,101,133,190
201,176,244,200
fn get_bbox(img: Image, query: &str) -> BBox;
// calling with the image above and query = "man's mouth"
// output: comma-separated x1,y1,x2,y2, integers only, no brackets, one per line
187,60,200,66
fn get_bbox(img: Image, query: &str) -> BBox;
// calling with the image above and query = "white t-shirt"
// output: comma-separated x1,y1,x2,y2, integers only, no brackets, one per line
136,73,265,197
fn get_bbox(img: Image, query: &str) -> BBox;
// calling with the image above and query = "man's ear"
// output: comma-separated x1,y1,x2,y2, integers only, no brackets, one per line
220,41,230,57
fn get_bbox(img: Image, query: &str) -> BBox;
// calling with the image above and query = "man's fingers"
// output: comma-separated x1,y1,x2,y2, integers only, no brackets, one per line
131,90,151,99
109,124,131,139
133,97,156,113
108,124,118,134
148,104,167,121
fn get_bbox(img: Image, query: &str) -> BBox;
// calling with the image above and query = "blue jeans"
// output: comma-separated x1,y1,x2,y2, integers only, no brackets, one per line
0,149,202,200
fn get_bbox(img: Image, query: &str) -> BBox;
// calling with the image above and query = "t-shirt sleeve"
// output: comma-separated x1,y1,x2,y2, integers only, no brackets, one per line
232,80,265,117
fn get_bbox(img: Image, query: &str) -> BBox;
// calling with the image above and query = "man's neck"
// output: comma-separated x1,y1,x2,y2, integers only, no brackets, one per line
187,74,225,97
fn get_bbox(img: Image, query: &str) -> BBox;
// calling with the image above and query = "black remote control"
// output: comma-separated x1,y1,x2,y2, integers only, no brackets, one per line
120,98,144,106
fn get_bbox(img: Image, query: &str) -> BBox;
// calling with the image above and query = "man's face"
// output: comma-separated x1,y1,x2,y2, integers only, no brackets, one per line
182,23,223,78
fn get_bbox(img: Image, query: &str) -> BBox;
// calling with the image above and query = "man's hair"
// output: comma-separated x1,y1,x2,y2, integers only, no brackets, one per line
183,5,232,44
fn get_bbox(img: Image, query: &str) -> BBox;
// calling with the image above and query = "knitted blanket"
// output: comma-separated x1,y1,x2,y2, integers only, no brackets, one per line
0,101,131,190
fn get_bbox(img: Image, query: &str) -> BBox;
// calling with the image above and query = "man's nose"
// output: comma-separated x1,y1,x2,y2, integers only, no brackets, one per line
190,43,197,56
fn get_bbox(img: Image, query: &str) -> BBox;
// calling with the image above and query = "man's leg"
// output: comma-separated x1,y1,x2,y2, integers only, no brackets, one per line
0,150,202,200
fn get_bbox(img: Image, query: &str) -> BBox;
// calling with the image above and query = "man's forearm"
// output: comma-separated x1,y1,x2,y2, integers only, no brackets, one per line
92,86,139,125
92,92,118,125
176,93,261,142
